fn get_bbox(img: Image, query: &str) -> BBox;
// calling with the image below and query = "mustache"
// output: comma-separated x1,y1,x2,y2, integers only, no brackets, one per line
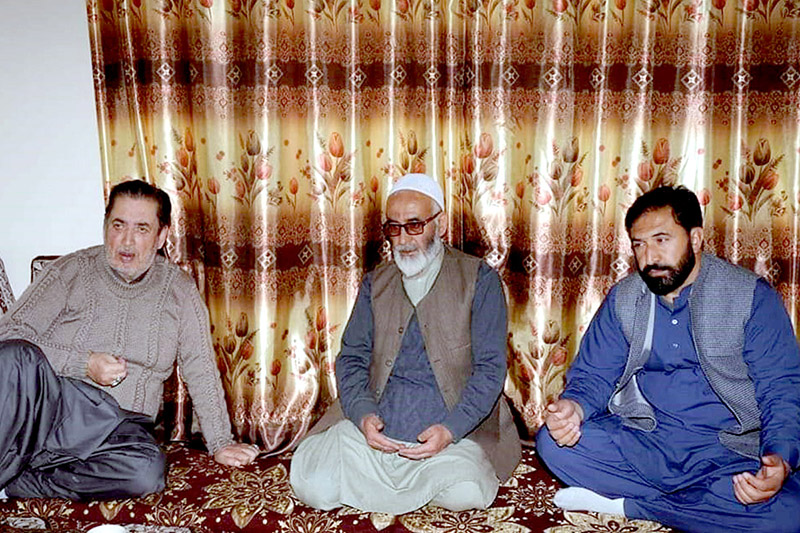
394,243,418,253
642,264,674,275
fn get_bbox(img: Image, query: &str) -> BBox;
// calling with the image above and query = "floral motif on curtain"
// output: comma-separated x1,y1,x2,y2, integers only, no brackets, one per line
87,0,800,449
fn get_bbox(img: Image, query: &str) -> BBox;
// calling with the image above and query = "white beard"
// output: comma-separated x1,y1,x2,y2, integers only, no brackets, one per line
393,234,443,279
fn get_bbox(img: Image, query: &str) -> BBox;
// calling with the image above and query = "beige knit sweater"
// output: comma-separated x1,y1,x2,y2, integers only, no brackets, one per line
0,246,233,454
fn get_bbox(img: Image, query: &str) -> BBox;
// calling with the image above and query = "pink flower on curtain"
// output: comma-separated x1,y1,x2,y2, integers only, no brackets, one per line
284,176,299,210
213,312,260,409
328,132,344,158
318,153,333,172
304,130,360,210
302,306,339,383
224,130,282,210
532,137,588,216
536,189,552,205
475,132,494,159
633,138,680,193
638,162,654,182
407,131,418,155
207,177,220,195
721,138,785,220
652,138,670,164
461,153,476,175
255,156,273,181
728,194,743,211
551,346,569,366
177,148,190,169
753,138,771,166
569,167,584,187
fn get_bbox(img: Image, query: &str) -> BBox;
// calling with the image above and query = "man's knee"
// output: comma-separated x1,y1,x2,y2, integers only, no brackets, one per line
289,440,340,510
535,425,563,467
432,479,498,511
762,485,800,533
289,464,340,510
0,339,47,368
119,445,166,497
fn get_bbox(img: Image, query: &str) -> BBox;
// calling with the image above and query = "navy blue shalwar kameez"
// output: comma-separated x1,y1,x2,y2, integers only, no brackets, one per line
537,280,800,533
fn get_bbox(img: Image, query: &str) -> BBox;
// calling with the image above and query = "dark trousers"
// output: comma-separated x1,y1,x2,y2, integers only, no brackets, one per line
0,339,165,501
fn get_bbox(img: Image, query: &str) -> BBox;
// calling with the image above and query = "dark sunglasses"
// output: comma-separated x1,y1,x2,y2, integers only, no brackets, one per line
382,213,440,238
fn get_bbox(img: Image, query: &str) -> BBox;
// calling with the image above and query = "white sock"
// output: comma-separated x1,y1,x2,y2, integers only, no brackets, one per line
0,488,6,499
554,487,625,516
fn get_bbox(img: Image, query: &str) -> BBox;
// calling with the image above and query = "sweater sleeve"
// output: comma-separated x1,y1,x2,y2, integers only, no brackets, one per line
175,275,235,454
440,263,508,441
745,280,800,470
0,257,91,379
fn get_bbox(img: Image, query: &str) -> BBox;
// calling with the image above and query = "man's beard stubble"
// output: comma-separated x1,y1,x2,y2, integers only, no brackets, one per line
638,244,696,296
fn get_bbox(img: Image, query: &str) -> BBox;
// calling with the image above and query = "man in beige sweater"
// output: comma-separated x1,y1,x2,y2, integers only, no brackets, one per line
0,180,256,501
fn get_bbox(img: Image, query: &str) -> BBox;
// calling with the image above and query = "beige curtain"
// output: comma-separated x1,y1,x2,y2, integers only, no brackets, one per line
88,0,800,450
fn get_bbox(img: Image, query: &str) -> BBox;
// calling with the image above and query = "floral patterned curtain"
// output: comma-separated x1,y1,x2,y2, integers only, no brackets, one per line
88,0,800,450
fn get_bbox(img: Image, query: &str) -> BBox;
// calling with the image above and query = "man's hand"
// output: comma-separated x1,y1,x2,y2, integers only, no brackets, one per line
360,414,405,453
545,398,584,447
213,443,259,467
399,424,453,460
733,454,790,505
87,351,128,387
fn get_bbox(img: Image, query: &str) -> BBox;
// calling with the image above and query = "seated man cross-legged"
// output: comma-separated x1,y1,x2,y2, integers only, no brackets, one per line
537,186,800,532
290,173,521,514
0,180,257,501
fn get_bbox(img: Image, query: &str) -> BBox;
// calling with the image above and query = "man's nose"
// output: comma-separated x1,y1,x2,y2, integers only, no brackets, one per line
643,245,659,266
396,227,413,245
122,229,135,245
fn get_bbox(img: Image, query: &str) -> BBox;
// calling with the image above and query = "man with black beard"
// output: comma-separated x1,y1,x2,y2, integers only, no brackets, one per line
536,186,800,532
290,173,520,514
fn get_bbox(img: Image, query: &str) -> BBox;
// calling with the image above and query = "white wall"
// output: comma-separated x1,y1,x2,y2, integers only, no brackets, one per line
0,1,104,297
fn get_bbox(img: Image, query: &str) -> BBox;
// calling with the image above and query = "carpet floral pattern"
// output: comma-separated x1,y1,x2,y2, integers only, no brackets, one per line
0,445,672,533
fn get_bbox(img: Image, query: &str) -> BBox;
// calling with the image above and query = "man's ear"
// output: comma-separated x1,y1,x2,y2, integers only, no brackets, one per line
157,226,169,249
437,211,448,237
690,227,703,253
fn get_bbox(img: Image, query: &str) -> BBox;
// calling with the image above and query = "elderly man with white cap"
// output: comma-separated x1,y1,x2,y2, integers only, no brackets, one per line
290,173,520,514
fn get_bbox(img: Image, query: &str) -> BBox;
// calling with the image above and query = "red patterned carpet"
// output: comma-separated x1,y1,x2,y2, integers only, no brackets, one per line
0,445,672,532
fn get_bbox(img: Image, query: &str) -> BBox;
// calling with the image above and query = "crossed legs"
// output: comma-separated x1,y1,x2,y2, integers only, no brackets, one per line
536,421,800,533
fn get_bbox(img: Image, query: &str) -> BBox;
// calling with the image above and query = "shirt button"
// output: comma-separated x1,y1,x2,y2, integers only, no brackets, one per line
385,360,393,367
398,327,404,334
672,343,679,348
671,319,678,325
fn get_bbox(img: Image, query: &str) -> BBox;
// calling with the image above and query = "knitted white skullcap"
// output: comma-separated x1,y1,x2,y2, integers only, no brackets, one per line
388,173,445,211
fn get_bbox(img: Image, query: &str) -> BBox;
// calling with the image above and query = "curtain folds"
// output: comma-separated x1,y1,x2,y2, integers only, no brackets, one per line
88,0,800,450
